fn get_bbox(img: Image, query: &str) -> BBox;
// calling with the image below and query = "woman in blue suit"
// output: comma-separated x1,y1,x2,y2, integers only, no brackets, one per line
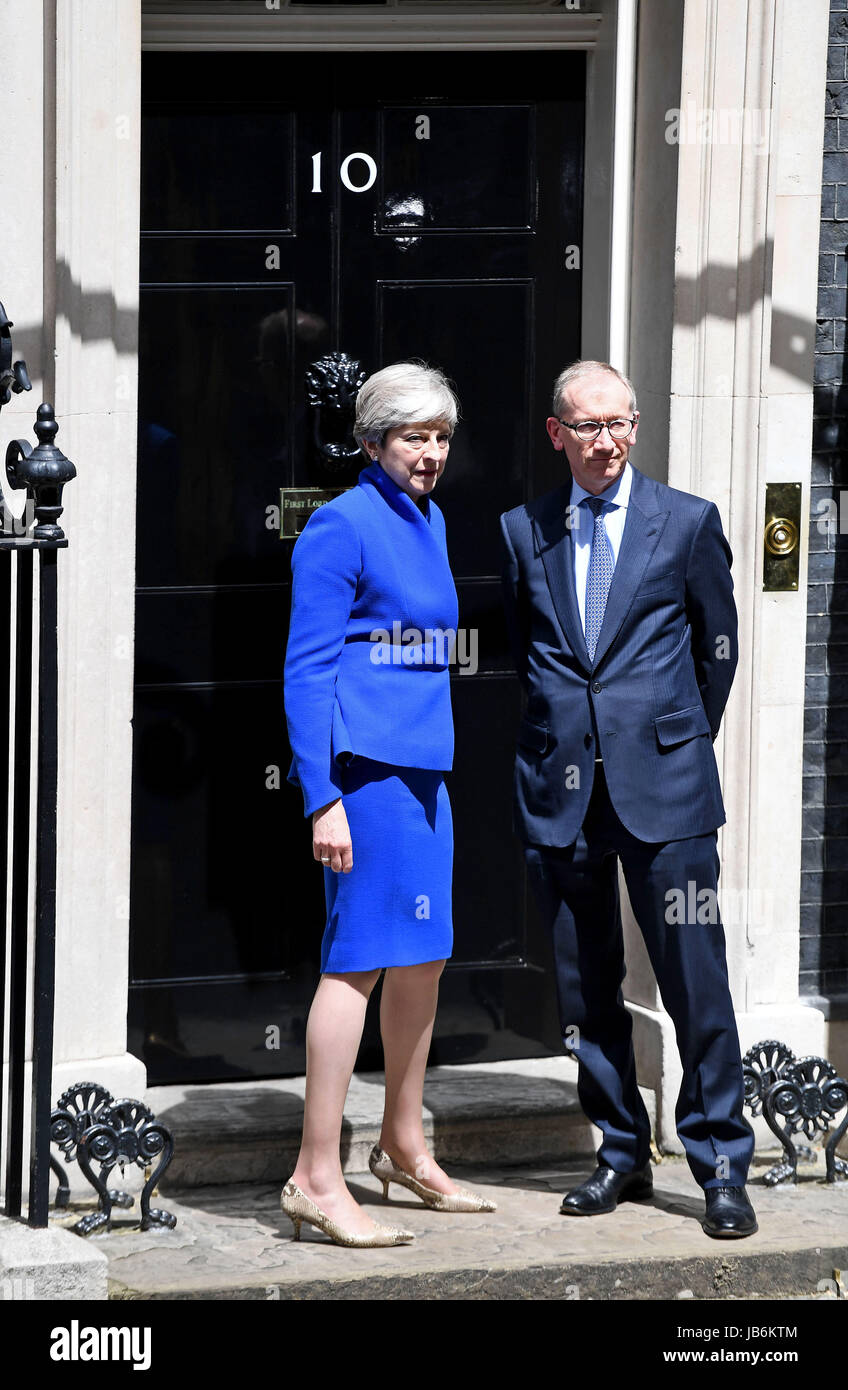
281,362,495,1246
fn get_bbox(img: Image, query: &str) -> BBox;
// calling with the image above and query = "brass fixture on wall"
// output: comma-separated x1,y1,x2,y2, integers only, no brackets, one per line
763,482,801,591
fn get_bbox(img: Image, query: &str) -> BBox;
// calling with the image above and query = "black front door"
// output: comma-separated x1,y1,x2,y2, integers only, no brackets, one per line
130,50,585,1083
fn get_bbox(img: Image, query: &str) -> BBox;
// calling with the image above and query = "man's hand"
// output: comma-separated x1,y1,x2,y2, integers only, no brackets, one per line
312,798,353,873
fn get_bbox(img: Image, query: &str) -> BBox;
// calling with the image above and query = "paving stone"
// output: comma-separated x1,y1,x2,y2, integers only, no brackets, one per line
49,1154,848,1302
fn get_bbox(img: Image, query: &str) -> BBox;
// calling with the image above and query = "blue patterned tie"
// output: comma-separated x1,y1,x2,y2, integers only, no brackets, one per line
584,496,615,662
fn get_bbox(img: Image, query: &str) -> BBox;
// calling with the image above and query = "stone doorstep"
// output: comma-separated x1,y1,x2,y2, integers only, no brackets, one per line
138,1054,845,1193
19,1057,848,1302
142,1056,628,1191
157,1112,598,1190
107,1250,848,1303
93,1157,848,1303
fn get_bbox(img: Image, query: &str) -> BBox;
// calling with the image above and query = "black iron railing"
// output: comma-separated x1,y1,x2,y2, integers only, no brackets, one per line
0,301,75,1227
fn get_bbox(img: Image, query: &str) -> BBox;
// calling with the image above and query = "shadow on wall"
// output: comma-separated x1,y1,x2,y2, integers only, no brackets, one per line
4,239,818,396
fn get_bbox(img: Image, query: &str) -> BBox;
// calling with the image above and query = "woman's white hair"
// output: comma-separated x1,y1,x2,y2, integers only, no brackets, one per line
552,360,637,417
354,361,459,448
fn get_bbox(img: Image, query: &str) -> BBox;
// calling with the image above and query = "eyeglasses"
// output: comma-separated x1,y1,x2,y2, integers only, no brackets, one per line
558,417,637,442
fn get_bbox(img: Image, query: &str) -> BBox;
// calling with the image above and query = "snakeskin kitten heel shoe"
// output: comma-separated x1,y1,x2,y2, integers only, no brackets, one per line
369,1145,497,1213
280,1180,415,1247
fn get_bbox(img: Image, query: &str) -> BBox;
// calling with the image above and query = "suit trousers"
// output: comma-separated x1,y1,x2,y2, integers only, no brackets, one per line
525,763,754,1189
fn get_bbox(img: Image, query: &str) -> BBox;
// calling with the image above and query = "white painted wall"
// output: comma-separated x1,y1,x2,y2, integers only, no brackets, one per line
625,0,830,1150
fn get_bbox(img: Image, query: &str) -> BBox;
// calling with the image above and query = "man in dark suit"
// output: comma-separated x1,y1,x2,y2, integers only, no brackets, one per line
500,360,756,1238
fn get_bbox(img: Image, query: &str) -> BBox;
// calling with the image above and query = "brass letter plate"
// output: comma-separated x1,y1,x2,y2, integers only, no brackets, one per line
763,482,801,591
279,487,350,539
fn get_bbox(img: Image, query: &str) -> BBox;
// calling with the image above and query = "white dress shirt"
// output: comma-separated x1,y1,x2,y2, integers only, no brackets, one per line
568,461,632,634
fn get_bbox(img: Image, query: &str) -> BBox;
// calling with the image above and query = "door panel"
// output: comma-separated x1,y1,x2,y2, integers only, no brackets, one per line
379,105,536,231
131,50,584,1082
141,108,297,233
378,278,533,576
135,285,297,587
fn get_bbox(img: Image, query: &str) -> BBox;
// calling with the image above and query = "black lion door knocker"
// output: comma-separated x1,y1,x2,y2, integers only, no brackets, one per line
305,351,366,482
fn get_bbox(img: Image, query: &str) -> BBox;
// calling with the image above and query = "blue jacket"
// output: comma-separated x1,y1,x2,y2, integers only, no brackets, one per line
500,465,738,845
285,461,459,816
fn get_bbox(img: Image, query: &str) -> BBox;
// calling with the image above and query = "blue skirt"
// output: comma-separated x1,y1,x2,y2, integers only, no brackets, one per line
321,756,453,973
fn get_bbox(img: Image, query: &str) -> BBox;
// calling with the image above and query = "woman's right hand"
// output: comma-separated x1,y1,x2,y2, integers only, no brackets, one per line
312,798,353,873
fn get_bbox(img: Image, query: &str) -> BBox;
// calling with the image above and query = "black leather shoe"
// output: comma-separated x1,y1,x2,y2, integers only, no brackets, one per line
702,1186,758,1238
559,1163,653,1216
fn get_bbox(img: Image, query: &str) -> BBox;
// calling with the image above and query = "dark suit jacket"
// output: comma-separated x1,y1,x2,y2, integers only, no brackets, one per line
499,465,738,846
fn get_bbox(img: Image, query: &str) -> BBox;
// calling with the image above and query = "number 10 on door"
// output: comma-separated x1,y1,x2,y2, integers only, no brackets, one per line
311,152,378,194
